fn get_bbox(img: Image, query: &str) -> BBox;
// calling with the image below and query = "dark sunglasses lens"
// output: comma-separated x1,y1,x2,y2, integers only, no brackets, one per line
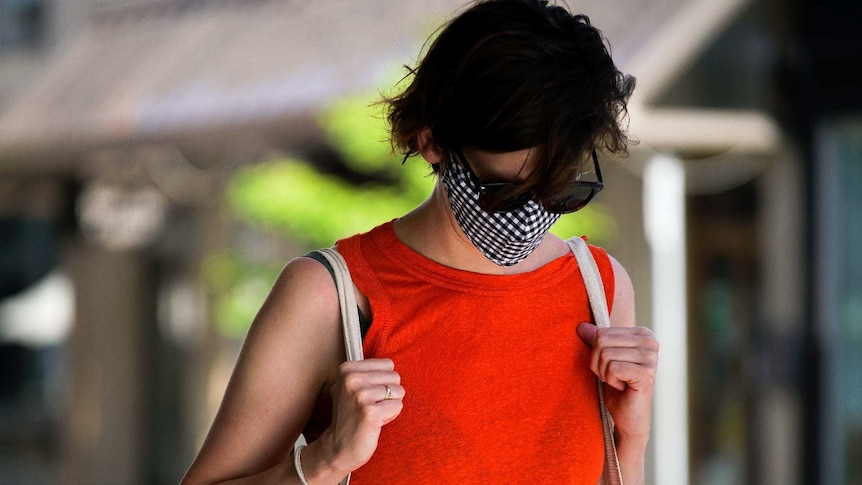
479,185,600,213
478,184,531,212
545,187,598,213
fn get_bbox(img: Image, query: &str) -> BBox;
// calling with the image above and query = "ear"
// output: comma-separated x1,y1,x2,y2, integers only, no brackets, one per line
417,127,446,165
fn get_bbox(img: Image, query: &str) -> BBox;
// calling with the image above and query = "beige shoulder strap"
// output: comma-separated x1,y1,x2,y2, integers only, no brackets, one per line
566,237,623,485
313,247,361,485
318,247,364,362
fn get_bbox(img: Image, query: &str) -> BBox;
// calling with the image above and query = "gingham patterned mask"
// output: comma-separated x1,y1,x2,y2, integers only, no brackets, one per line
441,156,561,266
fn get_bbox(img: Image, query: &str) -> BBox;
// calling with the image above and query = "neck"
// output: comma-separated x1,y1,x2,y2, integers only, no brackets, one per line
392,181,567,275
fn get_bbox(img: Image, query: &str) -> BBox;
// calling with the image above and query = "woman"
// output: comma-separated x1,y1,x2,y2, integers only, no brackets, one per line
182,0,658,483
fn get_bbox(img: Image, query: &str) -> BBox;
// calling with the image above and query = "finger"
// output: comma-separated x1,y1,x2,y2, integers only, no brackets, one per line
342,370,401,386
375,383,406,403
593,327,657,348
601,360,657,392
589,329,659,374
384,383,405,401
339,372,401,400
375,399,405,425
350,397,405,431
339,358,395,373
353,381,406,404
361,387,406,423
576,322,597,346
593,345,658,384
337,361,401,388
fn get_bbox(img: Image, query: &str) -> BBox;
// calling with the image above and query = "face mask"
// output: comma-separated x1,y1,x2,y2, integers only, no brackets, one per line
441,157,561,266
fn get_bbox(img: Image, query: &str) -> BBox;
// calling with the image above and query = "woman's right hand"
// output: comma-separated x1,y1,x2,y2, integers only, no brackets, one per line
180,257,400,485
307,358,404,480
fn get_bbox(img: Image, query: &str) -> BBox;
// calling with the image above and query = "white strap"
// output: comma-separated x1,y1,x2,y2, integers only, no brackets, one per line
310,247,362,485
566,237,623,485
318,247,364,362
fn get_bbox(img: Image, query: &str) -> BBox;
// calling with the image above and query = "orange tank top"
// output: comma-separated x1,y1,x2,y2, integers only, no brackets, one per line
320,221,614,484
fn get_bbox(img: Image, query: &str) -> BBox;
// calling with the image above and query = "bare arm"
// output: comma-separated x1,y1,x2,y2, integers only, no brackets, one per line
180,257,404,484
577,255,658,485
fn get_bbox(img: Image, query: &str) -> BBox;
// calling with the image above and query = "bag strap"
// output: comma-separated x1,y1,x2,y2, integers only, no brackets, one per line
315,247,362,485
305,251,372,338
566,237,623,485
318,247,364,362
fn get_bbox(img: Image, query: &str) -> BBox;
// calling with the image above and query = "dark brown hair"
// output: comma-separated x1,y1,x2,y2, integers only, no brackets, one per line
384,0,635,203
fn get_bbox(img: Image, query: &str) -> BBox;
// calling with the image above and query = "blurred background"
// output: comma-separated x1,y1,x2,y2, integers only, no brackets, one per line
0,0,860,483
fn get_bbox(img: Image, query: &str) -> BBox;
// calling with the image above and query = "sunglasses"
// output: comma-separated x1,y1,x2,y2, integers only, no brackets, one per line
453,148,604,214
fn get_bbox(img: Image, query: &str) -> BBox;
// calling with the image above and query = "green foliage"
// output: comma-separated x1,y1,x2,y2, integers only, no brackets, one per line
202,252,280,339
551,204,618,244
228,157,433,248
317,93,398,175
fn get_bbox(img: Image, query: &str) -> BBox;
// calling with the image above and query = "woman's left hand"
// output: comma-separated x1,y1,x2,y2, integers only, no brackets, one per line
576,323,658,441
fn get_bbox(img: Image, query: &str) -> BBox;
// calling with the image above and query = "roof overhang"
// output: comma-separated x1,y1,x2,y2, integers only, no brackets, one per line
619,0,782,156
0,0,782,169
0,0,463,166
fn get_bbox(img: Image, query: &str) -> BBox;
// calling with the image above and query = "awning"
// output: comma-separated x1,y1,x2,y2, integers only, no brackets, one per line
0,0,779,165
0,0,466,160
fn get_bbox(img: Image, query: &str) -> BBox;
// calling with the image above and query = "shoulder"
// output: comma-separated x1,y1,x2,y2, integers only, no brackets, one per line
606,253,635,328
276,253,339,298
266,255,336,310
243,255,344,377
264,255,341,333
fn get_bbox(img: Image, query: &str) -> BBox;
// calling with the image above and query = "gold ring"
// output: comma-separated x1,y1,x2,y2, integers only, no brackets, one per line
384,385,393,400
